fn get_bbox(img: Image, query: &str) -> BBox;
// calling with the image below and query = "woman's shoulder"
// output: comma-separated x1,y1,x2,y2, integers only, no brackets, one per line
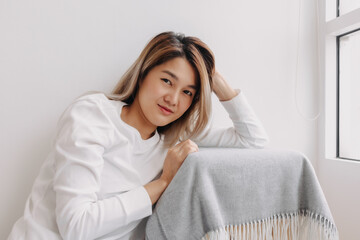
69,91,125,109
76,91,110,104
55,92,119,148
58,92,122,123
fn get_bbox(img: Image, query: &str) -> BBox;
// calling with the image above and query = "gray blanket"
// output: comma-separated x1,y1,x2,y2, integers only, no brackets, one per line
145,148,339,240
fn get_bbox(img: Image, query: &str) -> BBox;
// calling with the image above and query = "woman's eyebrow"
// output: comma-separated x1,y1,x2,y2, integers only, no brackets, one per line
162,70,178,80
162,70,197,90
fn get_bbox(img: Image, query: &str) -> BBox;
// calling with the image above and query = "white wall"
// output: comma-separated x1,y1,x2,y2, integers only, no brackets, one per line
0,0,320,238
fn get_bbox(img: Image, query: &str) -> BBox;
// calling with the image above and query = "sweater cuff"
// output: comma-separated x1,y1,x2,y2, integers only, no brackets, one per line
116,186,153,224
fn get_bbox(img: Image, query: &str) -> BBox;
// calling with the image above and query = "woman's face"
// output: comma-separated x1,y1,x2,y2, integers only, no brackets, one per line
136,57,197,129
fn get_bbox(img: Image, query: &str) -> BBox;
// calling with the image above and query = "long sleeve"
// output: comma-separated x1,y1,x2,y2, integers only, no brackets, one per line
193,91,269,148
53,98,152,240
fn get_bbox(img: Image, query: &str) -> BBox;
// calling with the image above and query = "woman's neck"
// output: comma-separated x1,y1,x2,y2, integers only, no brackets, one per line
120,101,156,140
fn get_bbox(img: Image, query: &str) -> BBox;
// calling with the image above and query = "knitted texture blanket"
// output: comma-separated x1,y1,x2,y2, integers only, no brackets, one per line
145,148,339,240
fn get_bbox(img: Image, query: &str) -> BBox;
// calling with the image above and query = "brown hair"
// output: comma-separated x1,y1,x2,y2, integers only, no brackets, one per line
110,31,215,146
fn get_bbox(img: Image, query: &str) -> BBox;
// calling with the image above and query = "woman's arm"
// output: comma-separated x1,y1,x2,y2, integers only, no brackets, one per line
54,97,152,240
193,71,269,148
212,71,238,101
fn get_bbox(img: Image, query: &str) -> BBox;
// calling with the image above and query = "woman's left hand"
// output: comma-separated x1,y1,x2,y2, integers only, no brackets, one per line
212,71,238,101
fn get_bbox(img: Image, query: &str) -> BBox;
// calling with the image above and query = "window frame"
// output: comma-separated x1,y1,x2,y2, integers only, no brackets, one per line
320,0,360,162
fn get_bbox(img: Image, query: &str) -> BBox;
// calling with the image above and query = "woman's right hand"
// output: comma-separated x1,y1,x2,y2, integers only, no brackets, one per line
144,140,198,204
160,139,199,185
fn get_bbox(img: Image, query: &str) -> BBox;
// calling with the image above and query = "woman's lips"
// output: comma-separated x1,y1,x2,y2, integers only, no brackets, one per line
158,104,173,115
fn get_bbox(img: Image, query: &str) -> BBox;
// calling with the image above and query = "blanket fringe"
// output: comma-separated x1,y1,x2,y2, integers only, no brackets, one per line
201,210,339,240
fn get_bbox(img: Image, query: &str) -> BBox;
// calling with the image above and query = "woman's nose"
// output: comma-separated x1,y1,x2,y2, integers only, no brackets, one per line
164,91,179,106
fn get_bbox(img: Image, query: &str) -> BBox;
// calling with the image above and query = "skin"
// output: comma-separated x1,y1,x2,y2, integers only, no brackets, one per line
121,57,198,140
121,57,238,204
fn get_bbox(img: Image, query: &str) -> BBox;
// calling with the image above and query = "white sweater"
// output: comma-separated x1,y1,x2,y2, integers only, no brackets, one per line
8,92,268,240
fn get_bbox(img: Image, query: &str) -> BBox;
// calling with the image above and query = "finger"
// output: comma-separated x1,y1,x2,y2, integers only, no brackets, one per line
179,145,198,160
174,139,192,151
173,139,188,149
178,139,197,152
187,140,199,151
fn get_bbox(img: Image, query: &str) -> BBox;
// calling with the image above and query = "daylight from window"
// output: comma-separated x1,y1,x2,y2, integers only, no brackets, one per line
338,29,360,160
339,0,360,15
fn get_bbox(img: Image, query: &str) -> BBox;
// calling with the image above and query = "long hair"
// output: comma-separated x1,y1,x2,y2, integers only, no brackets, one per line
110,31,215,146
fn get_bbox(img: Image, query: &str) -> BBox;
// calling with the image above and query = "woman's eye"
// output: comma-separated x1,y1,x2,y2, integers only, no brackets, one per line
161,78,171,85
184,90,193,97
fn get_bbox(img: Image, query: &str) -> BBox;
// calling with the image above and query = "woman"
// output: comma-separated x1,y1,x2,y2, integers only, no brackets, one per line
8,31,269,240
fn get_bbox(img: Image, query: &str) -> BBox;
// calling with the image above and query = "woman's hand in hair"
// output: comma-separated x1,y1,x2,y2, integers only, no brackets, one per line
212,71,238,101
160,139,199,185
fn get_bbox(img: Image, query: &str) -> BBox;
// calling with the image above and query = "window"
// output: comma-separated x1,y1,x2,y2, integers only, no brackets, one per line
338,0,360,16
338,29,360,160
321,0,360,161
